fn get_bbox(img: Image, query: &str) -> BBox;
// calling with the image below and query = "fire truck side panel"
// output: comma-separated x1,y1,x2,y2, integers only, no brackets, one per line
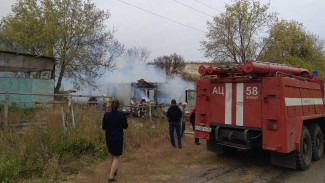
262,77,325,153
282,80,304,152
262,77,289,153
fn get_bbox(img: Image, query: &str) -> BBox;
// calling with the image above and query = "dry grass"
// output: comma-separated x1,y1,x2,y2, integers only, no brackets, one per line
0,105,179,183
65,122,221,183
1,104,225,183
120,134,225,183
0,105,102,182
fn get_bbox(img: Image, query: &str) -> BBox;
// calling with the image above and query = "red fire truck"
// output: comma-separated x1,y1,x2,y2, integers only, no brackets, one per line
195,61,325,170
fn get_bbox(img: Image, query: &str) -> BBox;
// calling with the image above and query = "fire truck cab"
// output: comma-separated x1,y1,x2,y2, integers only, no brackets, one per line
195,61,325,170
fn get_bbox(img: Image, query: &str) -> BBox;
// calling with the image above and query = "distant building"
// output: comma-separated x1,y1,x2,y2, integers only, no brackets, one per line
0,50,56,107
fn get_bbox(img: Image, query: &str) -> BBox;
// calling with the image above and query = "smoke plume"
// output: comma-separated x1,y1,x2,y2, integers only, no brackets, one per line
67,54,195,105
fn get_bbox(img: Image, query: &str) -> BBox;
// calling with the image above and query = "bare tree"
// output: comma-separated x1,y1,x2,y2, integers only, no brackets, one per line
126,47,150,63
108,40,125,64
153,53,186,76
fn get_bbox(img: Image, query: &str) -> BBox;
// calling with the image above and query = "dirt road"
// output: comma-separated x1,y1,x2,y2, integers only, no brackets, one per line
67,133,325,183
171,144,325,183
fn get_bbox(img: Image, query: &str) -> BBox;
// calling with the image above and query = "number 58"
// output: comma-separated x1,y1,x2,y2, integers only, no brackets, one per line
246,86,258,95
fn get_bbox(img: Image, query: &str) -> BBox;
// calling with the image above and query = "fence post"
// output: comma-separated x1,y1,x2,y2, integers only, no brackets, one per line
4,92,9,128
68,94,75,128
148,102,154,126
61,107,67,135
67,94,71,114
71,104,75,128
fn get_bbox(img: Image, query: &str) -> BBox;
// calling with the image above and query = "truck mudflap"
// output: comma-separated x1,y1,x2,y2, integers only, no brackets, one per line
270,151,296,169
211,123,262,150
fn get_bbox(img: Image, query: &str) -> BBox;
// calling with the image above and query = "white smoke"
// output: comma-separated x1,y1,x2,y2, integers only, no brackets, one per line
65,54,195,105
97,55,166,84
158,76,194,104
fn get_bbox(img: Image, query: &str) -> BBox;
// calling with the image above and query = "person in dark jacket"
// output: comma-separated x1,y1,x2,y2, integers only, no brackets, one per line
102,99,128,182
167,99,183,148
188,107,200,145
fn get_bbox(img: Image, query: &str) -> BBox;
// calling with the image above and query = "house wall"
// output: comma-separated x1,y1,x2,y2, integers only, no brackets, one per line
0,78,54,107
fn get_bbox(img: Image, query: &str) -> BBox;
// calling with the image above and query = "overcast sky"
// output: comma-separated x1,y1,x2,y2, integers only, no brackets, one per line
0,0,324,62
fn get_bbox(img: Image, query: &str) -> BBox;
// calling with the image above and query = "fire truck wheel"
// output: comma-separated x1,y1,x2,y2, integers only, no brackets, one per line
296,125,312,170
310,123,323,161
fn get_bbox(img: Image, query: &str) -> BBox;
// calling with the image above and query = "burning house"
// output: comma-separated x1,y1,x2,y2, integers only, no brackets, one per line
106,77,193,106
131,79,158,103
92,54,195,109
105,79,158,105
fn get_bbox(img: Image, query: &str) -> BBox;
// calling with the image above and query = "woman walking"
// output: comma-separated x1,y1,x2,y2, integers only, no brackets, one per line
102,99,128,182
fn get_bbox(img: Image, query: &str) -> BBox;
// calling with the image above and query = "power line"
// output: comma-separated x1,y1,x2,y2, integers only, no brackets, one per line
173,0,213,18
116,0,206,33
196,0,222,13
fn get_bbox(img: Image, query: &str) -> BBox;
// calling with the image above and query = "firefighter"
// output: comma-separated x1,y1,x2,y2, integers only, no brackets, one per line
103,94,109,112
139,97,147,118
188,107,200,145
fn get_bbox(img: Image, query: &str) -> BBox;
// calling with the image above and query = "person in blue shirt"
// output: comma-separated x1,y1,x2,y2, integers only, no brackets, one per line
102,99,128,182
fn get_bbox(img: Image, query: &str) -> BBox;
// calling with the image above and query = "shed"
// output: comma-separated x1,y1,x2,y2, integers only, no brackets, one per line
0,50,56,107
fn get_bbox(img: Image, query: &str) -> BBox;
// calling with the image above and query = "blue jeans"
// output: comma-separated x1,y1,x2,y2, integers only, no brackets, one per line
191,121,199,143
169,122,182,146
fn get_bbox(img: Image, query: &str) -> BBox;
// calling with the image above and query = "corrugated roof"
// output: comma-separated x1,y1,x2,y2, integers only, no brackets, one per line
0,50,56,61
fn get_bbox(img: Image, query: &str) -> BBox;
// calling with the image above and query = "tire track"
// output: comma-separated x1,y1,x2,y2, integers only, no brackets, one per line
171,150,293,183
200,163,252,182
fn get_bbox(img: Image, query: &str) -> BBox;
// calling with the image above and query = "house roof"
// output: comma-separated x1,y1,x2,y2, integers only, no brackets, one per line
0,50,56,72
